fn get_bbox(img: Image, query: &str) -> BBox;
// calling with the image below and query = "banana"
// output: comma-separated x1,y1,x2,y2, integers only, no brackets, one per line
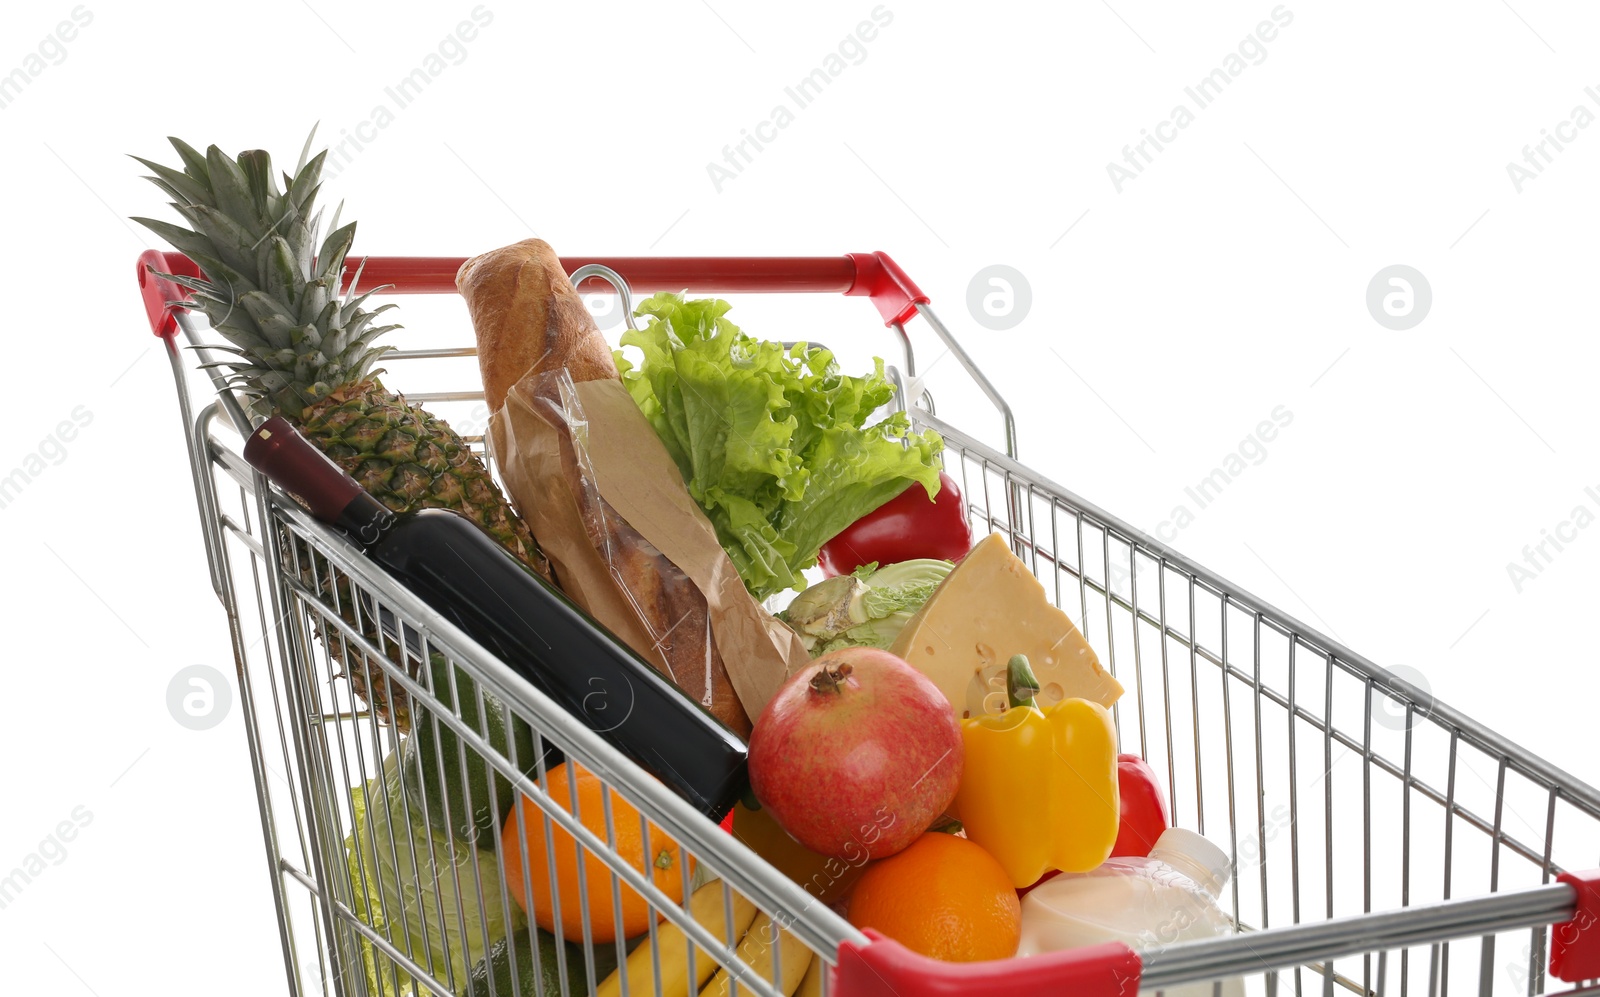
597,880,759,997
700,911,815,997
796,952,826,997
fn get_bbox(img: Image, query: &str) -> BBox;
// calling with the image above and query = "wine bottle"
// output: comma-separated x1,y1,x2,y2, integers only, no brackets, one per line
244,416,748,819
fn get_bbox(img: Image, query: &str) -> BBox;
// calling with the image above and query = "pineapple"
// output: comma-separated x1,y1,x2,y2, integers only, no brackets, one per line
134,136,547,728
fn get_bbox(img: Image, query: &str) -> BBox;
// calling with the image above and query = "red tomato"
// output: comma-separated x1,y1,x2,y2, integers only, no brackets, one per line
1110,753,1170,858
817,471,973,576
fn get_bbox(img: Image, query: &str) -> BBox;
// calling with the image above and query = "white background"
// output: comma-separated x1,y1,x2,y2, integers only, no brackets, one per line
1,0,1596,990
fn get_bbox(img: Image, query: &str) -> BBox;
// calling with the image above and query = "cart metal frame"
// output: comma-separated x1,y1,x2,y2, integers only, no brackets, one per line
136,250,1600,997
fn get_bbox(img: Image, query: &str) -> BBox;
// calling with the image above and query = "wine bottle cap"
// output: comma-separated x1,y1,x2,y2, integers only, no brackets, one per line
243,416,365,523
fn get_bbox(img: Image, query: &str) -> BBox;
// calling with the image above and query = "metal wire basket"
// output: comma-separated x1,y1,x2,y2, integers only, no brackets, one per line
135,250,1600,997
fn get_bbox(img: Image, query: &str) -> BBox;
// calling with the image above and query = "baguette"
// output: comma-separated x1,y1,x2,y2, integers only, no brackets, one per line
458,239,754,737
457,238,617,408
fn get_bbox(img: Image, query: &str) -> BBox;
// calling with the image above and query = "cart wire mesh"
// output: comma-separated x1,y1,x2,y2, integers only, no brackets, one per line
156,262,1600,997
923,409,1600,997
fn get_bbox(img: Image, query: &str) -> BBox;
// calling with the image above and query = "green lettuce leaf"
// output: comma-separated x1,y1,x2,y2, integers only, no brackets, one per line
617,292,943,601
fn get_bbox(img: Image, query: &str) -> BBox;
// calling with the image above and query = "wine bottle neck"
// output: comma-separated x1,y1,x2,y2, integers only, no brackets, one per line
243,415,394,547
335,492,398,547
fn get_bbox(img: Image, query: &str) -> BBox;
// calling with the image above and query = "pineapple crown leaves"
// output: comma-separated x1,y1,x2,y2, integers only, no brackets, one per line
130,130,400,418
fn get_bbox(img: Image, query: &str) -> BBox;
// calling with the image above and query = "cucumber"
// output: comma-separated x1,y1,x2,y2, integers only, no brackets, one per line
402,654,541,844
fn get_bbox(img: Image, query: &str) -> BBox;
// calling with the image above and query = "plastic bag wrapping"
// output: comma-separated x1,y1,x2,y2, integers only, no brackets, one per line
487,367,809,739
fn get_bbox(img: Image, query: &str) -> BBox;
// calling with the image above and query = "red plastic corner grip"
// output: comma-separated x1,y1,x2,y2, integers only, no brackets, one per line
831,930,1141,997
138,250,203,337
845,252,929,328
1551,869,1600,982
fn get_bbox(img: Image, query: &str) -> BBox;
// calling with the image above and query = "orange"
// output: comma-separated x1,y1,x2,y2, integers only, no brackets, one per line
846,833,1021,962
501,762,693,943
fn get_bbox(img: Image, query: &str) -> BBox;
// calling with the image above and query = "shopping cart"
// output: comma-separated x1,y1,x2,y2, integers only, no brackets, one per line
136,249,1600,997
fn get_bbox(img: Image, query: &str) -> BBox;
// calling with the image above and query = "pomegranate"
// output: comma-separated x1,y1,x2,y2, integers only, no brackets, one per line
747,647,962,861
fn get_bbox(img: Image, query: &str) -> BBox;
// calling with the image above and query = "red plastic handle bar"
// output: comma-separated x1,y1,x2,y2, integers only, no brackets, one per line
832,931,1142,997
136,250,929,338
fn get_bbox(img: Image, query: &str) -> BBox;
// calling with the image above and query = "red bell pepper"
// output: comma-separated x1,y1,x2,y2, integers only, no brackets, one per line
1110,753,1171,857
818,471,973,576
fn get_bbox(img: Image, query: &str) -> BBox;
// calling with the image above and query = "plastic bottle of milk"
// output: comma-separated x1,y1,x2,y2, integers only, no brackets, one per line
1018,827,1243,997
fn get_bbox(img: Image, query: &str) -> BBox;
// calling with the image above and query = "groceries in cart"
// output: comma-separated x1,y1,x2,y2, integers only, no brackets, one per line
136,135,1246,993
952,654,1121,887
1018,828,1243,997
244,415,752,816
778,559,954,654
1111,752,1172,858
888,531,1124,719
747,647,965,863
133,140,550,734
815,469,975,575
457,238,952,737
847,831,1024,963
501,761,694,942
346,750,524,991
462,241,798,740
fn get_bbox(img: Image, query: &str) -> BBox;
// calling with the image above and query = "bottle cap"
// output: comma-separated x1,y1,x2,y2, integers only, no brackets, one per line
243,415,365,523
1149,827,1233,898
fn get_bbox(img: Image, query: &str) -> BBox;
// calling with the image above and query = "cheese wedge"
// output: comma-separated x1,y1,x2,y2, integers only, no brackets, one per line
889,532,1122,719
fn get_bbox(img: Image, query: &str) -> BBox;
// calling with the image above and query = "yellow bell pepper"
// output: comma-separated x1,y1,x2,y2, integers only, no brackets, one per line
952,654,1120,889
